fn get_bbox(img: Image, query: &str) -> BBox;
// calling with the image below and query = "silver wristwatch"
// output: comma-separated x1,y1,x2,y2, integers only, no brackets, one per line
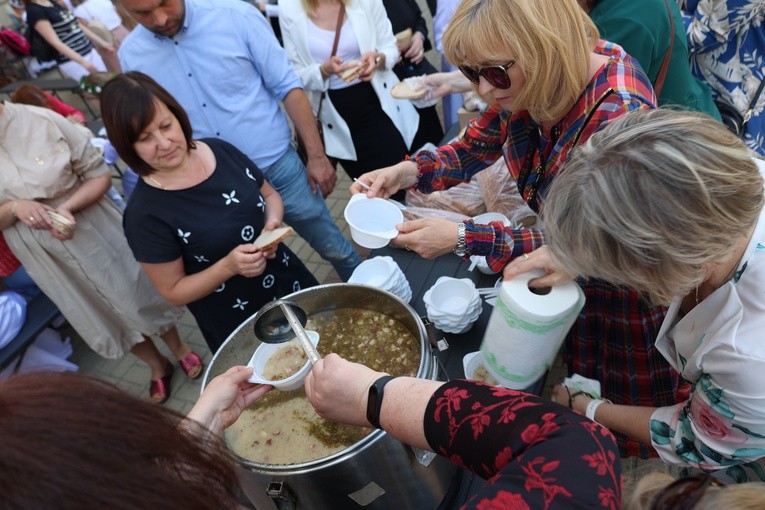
454,223,466,257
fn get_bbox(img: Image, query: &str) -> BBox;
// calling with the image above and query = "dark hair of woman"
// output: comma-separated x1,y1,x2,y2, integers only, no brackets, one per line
0,372,241,509
100,71,196,175
10,83,53,110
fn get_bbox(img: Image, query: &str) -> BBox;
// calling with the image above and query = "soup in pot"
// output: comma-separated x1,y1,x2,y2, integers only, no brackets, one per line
226,307,421,465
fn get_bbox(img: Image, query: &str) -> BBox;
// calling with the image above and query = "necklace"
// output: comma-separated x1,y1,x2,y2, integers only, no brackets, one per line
143,150,209,190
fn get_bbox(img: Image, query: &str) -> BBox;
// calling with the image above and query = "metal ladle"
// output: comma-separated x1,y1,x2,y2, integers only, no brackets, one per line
252,299,321,364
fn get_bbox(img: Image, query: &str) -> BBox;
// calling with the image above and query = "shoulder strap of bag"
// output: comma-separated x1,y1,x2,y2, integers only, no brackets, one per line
743,78,765,124
317,4,345,117
654,0,675,99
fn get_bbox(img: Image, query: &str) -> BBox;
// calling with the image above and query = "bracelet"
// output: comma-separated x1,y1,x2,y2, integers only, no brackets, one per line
10,200,18,218
585,399,607,422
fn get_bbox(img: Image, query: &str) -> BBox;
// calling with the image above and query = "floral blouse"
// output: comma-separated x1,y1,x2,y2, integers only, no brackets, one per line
680,0,765,155
424,380,622,509
650,159,765,482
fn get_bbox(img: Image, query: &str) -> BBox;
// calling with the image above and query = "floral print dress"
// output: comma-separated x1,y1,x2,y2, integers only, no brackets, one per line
424,380,621,509
680,0,765,155
124,139,318,354
649,159,765,482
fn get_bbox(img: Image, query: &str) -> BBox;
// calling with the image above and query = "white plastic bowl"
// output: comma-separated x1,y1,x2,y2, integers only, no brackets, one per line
472,212,511,226
462,351,505,387
423,277,478,314
348,256,398,287
423,277,482,333
247,330,320,391
344,194,403,249
469,213,510,276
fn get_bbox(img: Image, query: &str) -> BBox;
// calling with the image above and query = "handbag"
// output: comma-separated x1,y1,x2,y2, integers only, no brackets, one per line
295,5,344,167
714,78,765,140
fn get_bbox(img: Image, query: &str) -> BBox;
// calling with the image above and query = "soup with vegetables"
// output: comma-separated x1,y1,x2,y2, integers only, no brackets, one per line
226,308,421,464
263,341,308,381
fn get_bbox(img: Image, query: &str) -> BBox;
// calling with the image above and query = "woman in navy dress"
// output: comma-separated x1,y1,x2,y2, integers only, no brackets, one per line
102,72,318,354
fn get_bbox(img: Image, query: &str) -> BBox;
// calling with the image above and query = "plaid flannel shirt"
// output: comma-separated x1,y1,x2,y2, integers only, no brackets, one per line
414,40,679,457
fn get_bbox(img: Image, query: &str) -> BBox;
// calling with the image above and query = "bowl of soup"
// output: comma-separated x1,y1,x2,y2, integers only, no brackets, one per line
246,330,320,391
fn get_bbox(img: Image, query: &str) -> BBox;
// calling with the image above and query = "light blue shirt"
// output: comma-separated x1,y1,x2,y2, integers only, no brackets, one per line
118,0,303,169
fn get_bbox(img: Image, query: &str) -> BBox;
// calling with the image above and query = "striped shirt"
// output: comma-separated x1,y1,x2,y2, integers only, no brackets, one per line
413,40,679,457
27,2,93,63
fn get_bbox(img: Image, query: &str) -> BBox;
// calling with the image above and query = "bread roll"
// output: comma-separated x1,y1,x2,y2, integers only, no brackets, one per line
390,80,426,100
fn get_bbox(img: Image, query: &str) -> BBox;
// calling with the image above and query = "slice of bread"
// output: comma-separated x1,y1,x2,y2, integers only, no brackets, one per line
394,28,413,49
340,61,364,82
391,80,426,100
253,226,293,251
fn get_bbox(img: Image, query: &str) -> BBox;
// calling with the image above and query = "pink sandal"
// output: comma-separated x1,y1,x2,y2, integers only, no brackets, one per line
150,365,174,404
179,351,203,380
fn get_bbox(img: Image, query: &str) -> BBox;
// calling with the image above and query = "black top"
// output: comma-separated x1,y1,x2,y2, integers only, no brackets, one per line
26,2,92,62
382,0,436,78
123,139,318,353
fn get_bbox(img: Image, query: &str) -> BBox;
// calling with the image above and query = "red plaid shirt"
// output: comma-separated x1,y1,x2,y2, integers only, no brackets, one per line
0,232,21,277
414,40,678,457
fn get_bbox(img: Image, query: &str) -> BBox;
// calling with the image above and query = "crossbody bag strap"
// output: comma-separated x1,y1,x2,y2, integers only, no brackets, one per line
743,77,765,124
653,0,675,99
317,4,345,118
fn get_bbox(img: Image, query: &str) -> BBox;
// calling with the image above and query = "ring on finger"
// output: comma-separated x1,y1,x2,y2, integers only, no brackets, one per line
522,253,529,261
29,216,35,222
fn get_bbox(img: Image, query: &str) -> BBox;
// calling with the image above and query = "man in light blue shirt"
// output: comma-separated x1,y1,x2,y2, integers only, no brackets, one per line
117,0,360,280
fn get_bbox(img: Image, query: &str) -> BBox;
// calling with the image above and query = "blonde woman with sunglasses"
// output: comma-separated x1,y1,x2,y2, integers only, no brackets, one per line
351,0,675,458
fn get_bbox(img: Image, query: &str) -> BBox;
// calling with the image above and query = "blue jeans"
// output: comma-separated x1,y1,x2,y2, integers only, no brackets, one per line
265,148,360,281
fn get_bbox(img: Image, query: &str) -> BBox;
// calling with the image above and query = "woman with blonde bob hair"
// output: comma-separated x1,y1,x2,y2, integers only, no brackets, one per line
509,109,765,481
351,0,674,457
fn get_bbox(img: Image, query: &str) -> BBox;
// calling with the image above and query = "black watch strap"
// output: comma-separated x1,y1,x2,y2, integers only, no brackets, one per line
366,375,395,429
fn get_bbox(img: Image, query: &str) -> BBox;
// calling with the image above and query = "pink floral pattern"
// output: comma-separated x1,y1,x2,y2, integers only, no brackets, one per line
425,380,622,509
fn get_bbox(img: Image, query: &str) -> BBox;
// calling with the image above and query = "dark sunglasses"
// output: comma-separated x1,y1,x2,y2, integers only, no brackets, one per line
650,473,724,510
458,61,516,89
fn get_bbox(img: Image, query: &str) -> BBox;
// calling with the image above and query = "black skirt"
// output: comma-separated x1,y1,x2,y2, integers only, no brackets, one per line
328,81,410,180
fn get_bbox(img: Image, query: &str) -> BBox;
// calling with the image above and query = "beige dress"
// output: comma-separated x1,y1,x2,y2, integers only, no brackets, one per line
0,102,182,358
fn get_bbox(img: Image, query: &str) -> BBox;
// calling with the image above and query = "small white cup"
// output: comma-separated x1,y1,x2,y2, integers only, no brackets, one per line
247,330,320,392
344,194,403,249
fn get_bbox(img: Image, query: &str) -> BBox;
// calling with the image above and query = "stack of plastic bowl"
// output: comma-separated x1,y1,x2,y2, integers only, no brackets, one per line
348,256,412,303
469,212,512,275
423,277,482,334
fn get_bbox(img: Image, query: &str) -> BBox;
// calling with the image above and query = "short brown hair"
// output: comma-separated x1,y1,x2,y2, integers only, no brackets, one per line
10,84,53,110
100,71,196,175
443,0,598,122
0,371,242,509
543,109,763,305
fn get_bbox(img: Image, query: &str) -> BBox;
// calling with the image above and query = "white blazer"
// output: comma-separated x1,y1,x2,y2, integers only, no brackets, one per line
278,0,419,160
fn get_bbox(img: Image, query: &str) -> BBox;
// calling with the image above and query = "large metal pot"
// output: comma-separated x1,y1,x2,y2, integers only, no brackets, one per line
201,284,456,509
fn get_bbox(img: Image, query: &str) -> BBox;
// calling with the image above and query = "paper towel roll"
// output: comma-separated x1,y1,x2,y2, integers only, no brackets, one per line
480,269,585,389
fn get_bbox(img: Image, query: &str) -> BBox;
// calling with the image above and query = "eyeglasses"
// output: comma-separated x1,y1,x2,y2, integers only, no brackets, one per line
650,473,724,510
458,62,515,89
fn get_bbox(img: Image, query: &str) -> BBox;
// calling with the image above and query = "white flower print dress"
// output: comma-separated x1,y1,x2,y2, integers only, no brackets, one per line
124,139,318,353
